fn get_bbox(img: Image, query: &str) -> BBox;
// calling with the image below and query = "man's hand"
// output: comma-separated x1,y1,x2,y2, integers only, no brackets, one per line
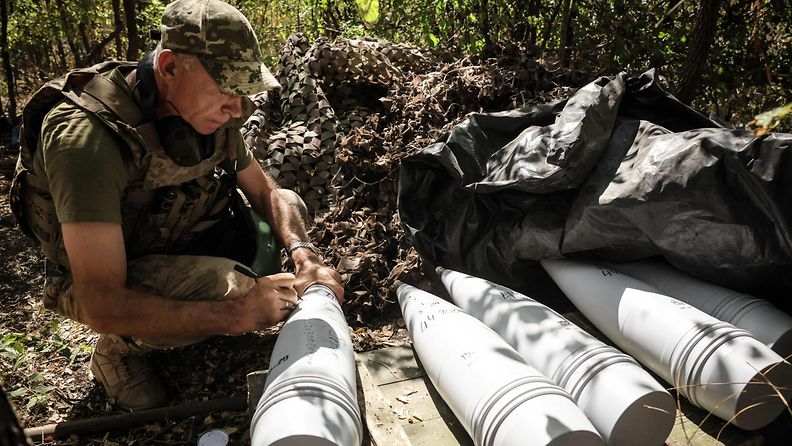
291,250,345,304
235,161,344,303
239,273,299,330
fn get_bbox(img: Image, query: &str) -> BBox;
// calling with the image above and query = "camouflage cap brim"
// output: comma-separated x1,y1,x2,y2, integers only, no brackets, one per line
199,56,281,96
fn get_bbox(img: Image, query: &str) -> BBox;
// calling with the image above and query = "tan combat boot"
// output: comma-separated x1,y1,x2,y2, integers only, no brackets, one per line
90,334,169,410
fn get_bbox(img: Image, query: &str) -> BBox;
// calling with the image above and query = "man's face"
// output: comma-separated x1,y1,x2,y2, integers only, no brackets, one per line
167,55,244,135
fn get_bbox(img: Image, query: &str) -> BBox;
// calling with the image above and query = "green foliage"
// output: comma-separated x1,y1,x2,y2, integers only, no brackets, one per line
0,332,28,371
9,372,58,411
0,0,789,131
355,0,380,28
1,320,92,373
752,102,792,134
37,319,93,365
1,333,44,411
1,318,93,412
754,103,792,129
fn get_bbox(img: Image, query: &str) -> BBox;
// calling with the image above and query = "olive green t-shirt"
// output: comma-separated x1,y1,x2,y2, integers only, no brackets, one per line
33,68,253,225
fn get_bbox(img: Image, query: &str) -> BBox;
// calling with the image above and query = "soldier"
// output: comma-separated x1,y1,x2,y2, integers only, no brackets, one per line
9,0,344,410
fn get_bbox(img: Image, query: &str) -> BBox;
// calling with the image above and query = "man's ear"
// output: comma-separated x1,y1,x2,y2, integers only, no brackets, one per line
156,49,178,82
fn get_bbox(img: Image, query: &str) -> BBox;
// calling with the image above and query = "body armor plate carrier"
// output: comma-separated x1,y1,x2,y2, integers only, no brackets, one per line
9,61,253,273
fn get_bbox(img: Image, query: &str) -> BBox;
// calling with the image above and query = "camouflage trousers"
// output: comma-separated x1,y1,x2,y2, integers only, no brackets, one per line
42,189,307,351
44,255,267,350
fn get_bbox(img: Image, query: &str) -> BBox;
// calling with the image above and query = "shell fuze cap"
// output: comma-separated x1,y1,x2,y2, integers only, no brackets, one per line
160,0,280,95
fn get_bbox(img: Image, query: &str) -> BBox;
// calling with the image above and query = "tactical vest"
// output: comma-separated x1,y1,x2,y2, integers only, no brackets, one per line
9,61,250,271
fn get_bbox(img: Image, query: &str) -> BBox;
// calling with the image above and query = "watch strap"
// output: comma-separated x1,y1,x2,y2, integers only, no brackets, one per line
287,241,318,255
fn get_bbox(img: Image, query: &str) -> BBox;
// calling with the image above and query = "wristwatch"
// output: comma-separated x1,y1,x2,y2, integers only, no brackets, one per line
287,241,319,256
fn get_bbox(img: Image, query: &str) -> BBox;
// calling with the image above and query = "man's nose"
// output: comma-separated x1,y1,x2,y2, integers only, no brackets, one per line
222,96,243,119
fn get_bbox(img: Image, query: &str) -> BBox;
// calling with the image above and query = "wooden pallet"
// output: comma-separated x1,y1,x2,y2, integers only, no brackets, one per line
247,308,791,445
356,339,792,446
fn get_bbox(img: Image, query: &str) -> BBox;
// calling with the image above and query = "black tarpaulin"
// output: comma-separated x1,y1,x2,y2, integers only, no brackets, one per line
398,70,792,306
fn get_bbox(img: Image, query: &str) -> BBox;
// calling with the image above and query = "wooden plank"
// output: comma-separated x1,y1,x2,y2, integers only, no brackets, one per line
358,346,472,445
665,395,772,446
379,376,445,422
355,353,413,446
402,418,473,446
245,370,268,419
380,376,472,445
359,345,424,385
667,412,727,446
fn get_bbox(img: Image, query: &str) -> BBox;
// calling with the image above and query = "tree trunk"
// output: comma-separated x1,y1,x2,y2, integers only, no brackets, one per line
85,29,123,65
675,0,722,104
53,32,68,69
527,0,540,51
112,0,124,59
78,21,92,59
539,0,564,58
0,0,15,119
607,0,627,73
477,0,492,48
558,0,573,67
55,0,83,66
510,0,537,51
123,0,140,60
749,0,772,84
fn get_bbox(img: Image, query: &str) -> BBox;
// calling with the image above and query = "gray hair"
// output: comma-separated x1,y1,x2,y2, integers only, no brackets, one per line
152,42,199,73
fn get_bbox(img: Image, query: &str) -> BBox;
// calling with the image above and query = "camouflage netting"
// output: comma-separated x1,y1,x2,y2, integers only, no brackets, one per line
241,34,589,325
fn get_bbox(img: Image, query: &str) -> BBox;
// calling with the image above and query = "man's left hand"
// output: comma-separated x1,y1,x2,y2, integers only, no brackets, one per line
292,251,345,304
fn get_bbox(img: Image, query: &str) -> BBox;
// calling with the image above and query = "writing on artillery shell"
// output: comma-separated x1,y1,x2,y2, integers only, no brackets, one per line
499,289,517,300
668,298,693,310
327,328,340,348
460,351,477,366
418,307,464,333
273,354,289,369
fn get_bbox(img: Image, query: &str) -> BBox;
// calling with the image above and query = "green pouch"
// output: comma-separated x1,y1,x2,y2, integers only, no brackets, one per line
193,187,280,277
237,198,280,276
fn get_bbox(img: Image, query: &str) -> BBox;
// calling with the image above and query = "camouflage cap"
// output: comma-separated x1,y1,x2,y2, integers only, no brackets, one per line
160,0,280,95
